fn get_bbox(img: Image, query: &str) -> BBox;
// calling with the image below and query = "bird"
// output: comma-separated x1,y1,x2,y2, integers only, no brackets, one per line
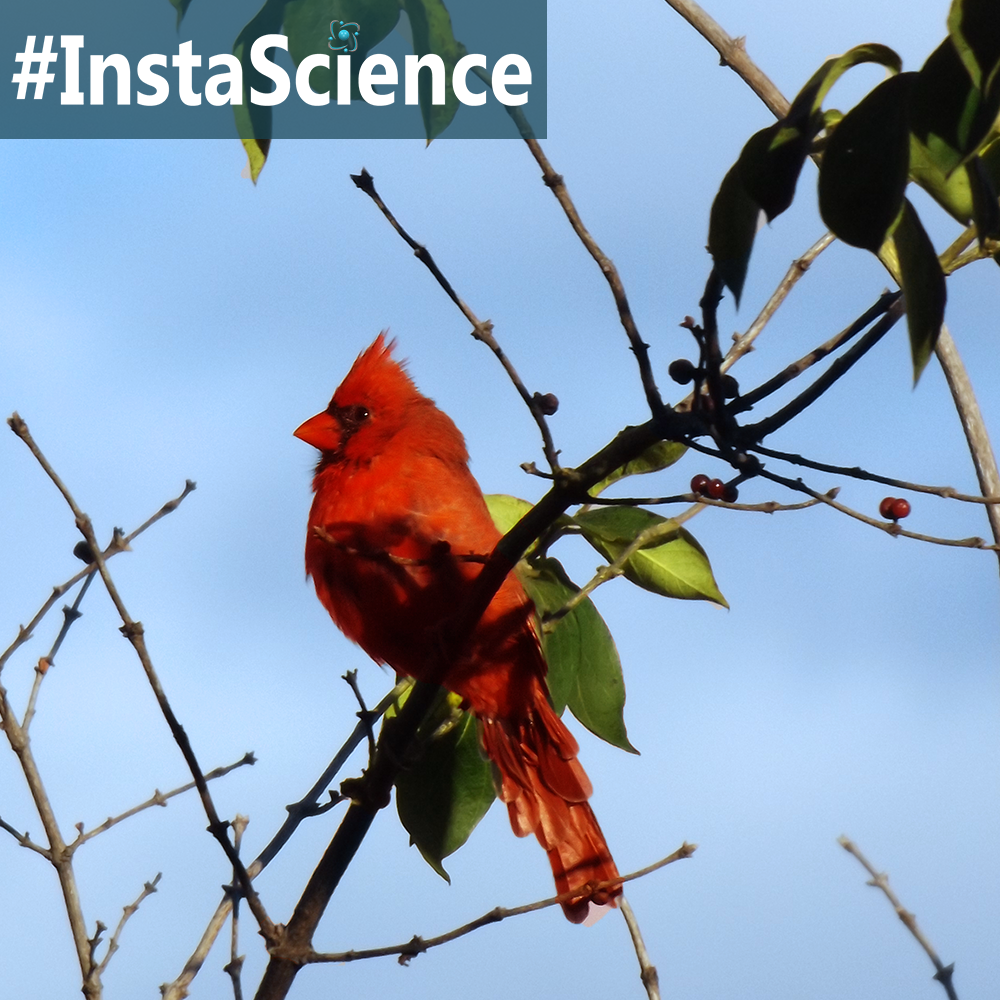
294,333,621,922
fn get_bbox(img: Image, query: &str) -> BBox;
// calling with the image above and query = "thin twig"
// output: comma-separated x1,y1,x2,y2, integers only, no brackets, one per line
94,873,162,977
224,815,250,1000
0,815,50,857
838,836,958,1000
934,326,1000,562
724,232,837,370
69,753,256,850
295,844,697,966
161,686,401,1000
7,415,274,941
0,475,196,674
661,0,789,117
516,139,667,423
732,291,901,415
342,670,376,768
756,467,998,550
0,680,94,990
620,895,661,1000
583,492,831,512
751,443,1000,504
740,298,905,442
349,168,562,472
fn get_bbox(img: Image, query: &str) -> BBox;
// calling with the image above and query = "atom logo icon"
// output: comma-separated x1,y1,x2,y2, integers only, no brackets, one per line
328,20,361,53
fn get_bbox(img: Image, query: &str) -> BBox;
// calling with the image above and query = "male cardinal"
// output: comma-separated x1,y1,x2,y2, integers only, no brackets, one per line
294,334,621,922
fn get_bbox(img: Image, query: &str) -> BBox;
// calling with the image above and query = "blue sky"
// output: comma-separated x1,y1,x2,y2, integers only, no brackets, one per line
2,1,997,998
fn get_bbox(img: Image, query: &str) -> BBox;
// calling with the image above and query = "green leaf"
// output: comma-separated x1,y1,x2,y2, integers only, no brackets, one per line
947,0,1000,93
402,0,464,143
819,72,917,251
395,710,496,880
708,160,761,306
968,153,1000,240
738,122,812,222
786,43,903,123
590,441,687,496
708,43,901,304
885,200,947,382
518,558,636,753
909,133,974,223
233,0,286,184
575,507,728,607
483,493,533,535
168,0,195,28
911,37,1000,182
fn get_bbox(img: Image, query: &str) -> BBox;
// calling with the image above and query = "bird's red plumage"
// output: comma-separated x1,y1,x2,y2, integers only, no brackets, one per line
295,334,621,922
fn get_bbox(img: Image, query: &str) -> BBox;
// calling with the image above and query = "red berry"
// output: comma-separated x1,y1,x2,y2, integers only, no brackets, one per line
891,498,911,520
706,478,725,500
721,483,739,503
690,474,710,496
879,497,897,519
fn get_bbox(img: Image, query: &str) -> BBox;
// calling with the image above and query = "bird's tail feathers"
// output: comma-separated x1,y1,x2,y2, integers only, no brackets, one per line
479,679,622,923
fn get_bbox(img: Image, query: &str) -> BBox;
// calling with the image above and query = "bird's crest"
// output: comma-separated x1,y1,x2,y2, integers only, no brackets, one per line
331,332,421,414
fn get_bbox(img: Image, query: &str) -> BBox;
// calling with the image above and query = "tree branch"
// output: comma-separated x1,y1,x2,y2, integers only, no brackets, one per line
350,167,562,472
838,836,958,1000
7,415,274,942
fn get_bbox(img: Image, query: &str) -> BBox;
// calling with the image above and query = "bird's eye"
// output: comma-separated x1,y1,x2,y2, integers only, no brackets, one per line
338,403,370,427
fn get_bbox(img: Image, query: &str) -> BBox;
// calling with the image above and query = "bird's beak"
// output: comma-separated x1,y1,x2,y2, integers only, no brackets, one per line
294,411,342,452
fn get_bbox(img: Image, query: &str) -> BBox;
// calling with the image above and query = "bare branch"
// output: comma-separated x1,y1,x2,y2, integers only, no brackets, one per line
94,873,162,977
517,139,666,423
70,753,256,850
224,815,250,1000
7,415,274,941
724,232,837,370
935,326,1000,562
732,291,901,416
350,168,562,472
756,468,998,550
0,815,51,857
838,836,958,1000
294,844,696,967
620,895,661,1000
0,476,196,675
738,298,904,443
661,0,789,117
161,686,401,1000
342,670,377,768
0,680,94,988
751,444,1000,505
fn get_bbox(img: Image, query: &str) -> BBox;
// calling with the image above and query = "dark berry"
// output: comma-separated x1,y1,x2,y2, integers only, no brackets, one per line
690,474,710,496
668,359,697,385
533,392,559,416
720,374,739,399
721,483,740,503
879,497,897,519
891,498,911,520
706,478,726,500
73,541,95,564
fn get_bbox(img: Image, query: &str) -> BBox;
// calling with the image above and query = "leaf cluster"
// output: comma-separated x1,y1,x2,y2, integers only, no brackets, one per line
225,0,464,181
708,0,1000,381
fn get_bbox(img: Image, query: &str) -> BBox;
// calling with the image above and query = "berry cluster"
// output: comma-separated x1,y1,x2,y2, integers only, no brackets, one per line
691,474,739,503
879,496,911,521
668,359,740,399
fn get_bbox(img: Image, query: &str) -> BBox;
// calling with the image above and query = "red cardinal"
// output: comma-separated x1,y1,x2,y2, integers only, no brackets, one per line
294,334,621,922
